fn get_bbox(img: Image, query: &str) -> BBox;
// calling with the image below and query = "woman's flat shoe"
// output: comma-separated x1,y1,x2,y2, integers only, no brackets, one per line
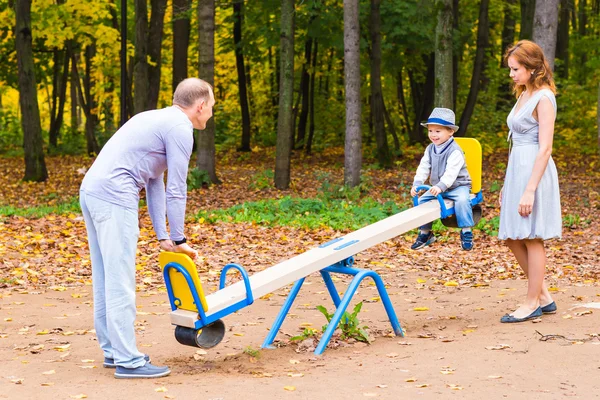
500,307,542,323
541,301,557,314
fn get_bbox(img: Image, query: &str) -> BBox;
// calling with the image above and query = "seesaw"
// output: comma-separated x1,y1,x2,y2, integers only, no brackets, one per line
159,138,483,355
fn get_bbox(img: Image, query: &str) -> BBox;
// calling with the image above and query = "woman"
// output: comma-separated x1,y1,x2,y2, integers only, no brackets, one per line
499,40,562,323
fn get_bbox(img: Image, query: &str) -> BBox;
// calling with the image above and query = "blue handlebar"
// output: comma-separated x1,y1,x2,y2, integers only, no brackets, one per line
412,184,453,219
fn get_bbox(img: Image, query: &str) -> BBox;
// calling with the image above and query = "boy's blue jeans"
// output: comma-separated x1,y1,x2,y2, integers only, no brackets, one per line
417,185,474,230
80,191,146,369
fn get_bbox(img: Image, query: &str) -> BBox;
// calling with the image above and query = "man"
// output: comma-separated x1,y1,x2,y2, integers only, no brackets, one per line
79,78,214,378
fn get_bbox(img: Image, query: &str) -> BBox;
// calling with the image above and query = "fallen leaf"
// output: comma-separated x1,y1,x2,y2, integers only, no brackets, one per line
284,386,296,391
42,370,56,375
54,344,71,352
413,307,429,312
485,344,511,350
155,387,168,392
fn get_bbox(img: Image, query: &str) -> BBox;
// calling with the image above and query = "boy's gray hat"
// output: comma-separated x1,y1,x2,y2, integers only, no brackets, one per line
421,107,459,132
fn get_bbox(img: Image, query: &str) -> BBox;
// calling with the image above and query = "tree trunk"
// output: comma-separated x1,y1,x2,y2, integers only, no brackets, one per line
296,36,312,149
383,101,400,152
344,0,361,187
133,0,167,113
83,45,100,155
501,0,517,60
533,0,560,71
408,54,434,143
578,0,587,84
370,0,391,168
49,47,69,149
306,39,318,154
133,0,149,113
70,53,79,134
196,0,219,184
452,0,458,109
396,68,411,135
172,0,191,92
520,0,535,40
268,46,278,134
234,1,251,152
556,0,571,79
71,47,100,155
457,0,489,137
597,81,600,154
15,0,48,182
275,0,295,190
434,0,453,108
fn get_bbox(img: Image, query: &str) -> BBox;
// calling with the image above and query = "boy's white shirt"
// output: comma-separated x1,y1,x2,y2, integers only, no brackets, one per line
412,144,465,191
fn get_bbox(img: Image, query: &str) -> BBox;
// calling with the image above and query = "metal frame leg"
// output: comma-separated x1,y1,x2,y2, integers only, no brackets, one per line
261,278,306,349
314,269,403,355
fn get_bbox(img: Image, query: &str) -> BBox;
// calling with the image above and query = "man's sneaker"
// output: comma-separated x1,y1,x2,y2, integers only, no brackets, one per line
460,230,474,251
114,362,171,379
103,354,150,368
411,231,436,250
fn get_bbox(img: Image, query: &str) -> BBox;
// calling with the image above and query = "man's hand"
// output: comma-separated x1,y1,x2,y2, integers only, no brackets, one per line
159,239,175,252
174,242,198,259
429,186,442,196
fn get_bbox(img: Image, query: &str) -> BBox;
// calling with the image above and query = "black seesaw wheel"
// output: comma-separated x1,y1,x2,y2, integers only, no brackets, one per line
174,319,226,348
441,204,482,228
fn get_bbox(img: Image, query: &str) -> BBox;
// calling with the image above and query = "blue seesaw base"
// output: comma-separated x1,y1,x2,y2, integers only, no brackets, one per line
261,257,404,355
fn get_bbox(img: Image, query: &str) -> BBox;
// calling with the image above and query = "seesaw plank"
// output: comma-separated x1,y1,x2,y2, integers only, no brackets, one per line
203,199,453,313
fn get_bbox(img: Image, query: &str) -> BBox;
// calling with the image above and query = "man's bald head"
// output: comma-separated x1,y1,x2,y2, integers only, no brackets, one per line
173,78,213,108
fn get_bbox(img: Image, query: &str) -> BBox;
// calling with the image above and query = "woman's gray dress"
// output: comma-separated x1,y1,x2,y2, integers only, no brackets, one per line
498,89,562,240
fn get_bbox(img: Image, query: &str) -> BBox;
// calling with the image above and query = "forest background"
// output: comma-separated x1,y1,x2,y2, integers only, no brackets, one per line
0,0,599,276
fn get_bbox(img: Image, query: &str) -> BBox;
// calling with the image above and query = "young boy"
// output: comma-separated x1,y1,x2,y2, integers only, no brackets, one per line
410,107,474,251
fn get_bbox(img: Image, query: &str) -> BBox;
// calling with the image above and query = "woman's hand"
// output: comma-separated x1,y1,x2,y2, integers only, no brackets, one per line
499,187,503,206
410,186,418,197
518,189,535,217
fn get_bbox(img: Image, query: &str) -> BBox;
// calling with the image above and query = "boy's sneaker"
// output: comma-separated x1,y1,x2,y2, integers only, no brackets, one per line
460,230,474,251
114,362,171,379
411,231,436,250
103,354,150,368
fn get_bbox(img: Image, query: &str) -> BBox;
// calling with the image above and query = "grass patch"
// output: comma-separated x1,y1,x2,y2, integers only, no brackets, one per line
196,196,407,231
0,197,81,218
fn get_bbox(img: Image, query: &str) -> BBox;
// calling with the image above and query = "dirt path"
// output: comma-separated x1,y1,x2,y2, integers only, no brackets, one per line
2,267,599,400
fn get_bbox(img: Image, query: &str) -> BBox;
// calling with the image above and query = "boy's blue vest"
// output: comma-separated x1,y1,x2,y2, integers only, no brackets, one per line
427,139,471,191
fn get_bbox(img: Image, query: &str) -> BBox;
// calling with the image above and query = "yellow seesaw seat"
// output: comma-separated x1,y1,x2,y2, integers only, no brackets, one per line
454,137,482,194
159,252,208,313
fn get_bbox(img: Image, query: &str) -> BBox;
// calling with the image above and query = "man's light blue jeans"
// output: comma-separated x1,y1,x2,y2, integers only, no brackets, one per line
417,185,474,230
80,191,146,368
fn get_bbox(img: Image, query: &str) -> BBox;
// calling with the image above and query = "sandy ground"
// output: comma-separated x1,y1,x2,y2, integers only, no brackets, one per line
1,265,599,400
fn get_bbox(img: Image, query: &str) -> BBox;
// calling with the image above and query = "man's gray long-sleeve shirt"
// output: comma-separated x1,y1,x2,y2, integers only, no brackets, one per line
80,106,193,241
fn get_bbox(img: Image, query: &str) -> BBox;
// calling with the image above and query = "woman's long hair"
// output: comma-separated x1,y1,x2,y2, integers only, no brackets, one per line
503,40,556,98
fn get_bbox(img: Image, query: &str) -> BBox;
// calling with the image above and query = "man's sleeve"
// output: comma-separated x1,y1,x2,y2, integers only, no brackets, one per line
146,174,168,240
164,124,194,241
